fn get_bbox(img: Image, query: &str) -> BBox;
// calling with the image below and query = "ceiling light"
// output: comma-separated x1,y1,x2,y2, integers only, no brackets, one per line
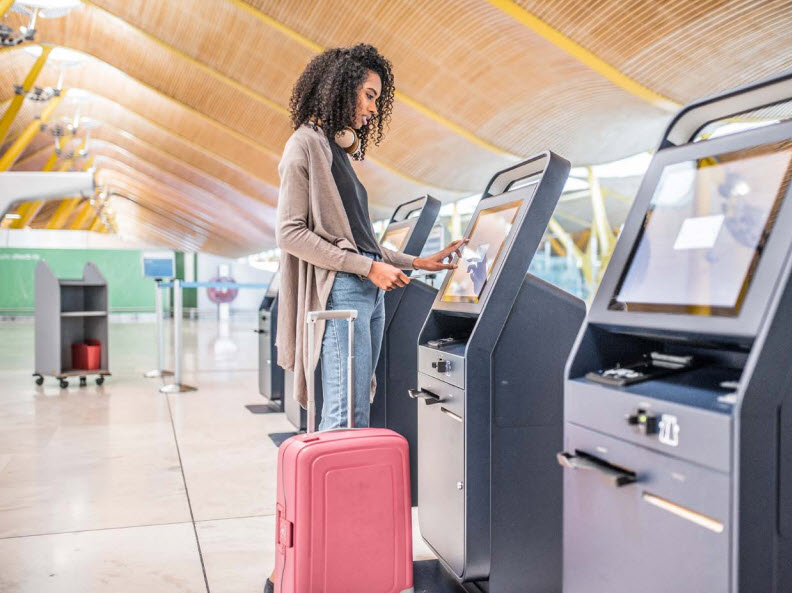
24,45,85,67
1,1,81,46
12,0,82,19
14,47,85,103
4,213,21,220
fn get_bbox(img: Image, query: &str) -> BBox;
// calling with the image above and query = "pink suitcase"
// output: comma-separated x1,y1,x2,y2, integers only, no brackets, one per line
273,309,414,593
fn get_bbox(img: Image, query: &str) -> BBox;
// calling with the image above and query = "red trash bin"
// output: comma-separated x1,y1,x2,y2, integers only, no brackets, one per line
71,340,102,370
84,339,102,370
71,343,87,370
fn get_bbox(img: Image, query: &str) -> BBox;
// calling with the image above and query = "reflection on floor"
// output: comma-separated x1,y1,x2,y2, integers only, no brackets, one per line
0,316,436,593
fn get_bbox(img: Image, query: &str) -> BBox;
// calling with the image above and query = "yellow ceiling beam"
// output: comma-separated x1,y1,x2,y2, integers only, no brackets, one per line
10,200,43,228
44,145,93,229
484,0,680,112
70,200,94,230
57,138,86,171
548,217,584,264
0,0,14,17
0,91,66,171
86,0,514,157
45,197,82,229
0,44,54,144
42,150,59,171
87,214,104,232
0,40,461,195
587,166,616,254
0,42,282,161
0,94,276,196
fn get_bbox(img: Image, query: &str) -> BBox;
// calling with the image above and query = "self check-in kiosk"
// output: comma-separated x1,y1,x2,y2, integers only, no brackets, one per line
560,72,792,593
257,273,282,409
413,153,585,592
371,195,441,503
283,196,440,432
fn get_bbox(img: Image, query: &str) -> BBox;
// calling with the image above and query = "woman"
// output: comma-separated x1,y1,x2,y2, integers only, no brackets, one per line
275,43,464,434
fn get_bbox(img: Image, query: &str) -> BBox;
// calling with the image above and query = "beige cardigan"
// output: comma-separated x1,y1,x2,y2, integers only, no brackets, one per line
276,125,415,408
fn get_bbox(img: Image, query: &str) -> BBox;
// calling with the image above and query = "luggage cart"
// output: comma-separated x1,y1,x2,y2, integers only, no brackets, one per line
33,261,111,388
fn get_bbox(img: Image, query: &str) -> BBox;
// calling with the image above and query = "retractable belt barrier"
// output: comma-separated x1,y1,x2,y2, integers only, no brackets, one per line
150,279,270,394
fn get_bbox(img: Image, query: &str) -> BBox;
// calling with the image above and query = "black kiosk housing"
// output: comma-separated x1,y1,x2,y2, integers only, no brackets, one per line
414,153,585,592
560,72,792,593
257,273,283,409
371,195,441,504
283,195,440,431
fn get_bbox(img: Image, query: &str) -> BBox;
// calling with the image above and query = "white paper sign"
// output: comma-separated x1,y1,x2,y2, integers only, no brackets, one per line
673,214,725,250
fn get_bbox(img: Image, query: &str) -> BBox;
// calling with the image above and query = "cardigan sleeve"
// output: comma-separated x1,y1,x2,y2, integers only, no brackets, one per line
276,149,373,277
380,246,416,270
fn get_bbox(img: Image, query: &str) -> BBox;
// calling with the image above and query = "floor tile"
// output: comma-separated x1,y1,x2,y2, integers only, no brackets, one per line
0,522,206,593
197,515,274,593
0,421,190,538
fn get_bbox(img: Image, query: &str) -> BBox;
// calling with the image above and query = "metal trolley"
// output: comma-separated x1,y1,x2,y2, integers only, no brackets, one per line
33,261,111,388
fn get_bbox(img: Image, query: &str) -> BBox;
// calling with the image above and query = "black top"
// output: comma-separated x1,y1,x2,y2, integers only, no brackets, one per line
329,140,382,256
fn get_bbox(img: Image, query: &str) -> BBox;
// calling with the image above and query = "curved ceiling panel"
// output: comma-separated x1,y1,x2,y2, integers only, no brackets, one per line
4,6,480,195
16,140,276,237
2,0,791,256
515,0,792,102
0,46,283,187
95,168,272,255
239,0,673,163
14,126,278,214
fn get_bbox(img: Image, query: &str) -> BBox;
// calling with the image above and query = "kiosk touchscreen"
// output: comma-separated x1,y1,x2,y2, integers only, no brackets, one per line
257,273,283,407
380,224,411,252
284,196,440,433
561,72,792,593
440,200,521,304
413,153,585,592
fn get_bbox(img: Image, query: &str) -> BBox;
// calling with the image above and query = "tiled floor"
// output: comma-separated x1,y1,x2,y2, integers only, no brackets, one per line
0,317,434,593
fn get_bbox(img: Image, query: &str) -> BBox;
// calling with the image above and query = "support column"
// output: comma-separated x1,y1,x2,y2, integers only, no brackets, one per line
0,91,66,171
0,44,54,145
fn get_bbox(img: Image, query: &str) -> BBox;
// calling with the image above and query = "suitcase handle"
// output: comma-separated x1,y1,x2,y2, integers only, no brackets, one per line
306,309,358,433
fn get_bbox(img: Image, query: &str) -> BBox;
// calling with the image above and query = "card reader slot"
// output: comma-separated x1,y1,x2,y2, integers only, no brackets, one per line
409,388,442,405
557,450,637,487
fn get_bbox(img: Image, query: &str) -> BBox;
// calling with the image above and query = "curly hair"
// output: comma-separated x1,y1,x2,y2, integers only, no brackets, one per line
289,44,395,160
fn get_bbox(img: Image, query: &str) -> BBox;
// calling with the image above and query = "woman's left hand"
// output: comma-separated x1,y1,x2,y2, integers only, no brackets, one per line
412,239,469,272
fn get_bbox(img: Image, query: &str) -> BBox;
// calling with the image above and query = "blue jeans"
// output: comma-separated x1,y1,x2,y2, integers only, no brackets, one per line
319,267,385,430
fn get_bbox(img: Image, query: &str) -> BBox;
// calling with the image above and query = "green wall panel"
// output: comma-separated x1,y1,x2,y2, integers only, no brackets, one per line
0,248,156,314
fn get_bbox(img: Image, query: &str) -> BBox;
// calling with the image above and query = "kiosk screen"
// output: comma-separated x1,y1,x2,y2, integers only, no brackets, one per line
612,141,792,316
380,226,411,252
441,200,521,303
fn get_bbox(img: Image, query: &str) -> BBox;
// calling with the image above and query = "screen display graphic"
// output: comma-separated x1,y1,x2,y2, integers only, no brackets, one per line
441,200,521,303
611,141,792,316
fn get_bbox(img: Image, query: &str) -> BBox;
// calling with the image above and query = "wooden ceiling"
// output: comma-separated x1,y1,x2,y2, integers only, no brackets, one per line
1,0,791,256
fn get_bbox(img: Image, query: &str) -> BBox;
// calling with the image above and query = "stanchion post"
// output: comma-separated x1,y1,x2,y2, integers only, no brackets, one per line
160,279,196,393
144,279,174,378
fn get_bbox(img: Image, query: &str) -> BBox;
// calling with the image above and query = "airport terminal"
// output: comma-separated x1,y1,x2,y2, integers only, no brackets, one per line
1,2,791,593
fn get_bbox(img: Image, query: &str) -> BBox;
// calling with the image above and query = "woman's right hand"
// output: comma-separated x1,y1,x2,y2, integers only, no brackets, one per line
367,261,410,291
